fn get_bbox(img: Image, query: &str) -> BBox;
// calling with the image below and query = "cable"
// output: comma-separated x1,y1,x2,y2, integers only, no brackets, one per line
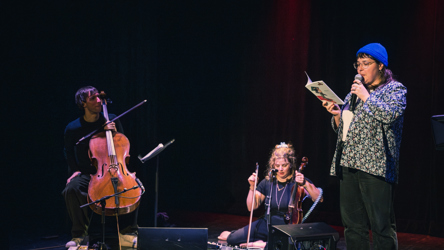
301,188,323,223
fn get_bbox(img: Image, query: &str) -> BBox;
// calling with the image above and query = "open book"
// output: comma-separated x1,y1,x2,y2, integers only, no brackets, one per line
305,72,344,105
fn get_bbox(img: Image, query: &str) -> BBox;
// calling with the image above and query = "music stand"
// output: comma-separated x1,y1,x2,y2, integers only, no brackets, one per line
431,115,444,150
138,139,175,227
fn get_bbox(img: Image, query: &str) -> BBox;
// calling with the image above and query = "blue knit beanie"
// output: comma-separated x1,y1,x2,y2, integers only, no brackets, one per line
356,43,388,67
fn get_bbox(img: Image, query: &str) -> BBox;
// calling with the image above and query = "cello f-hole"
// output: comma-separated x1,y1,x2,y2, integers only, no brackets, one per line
119,163,127,176
99,163,107,177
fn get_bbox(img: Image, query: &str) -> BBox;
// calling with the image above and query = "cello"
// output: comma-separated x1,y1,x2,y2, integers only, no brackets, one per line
87,91,141,216
284,156,308,224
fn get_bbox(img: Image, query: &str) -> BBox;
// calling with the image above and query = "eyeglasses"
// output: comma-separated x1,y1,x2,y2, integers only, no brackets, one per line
353,61,375,69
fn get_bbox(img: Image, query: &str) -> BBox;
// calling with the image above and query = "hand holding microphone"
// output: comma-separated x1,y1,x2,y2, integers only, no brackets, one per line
350,74,364,111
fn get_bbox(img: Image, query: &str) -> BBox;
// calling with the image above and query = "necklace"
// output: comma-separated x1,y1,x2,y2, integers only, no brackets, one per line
275,183,287,210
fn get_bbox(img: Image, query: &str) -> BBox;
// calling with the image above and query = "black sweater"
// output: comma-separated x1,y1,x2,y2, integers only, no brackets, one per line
64,113,122,175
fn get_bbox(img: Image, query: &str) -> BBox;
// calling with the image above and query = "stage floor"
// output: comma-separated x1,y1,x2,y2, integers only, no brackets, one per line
9,211,444,249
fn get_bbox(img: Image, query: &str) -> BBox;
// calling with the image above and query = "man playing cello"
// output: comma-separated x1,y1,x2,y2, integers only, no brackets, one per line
63,86,138,248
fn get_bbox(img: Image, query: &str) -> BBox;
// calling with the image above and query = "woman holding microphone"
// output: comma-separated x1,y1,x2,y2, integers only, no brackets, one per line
323,43,407,250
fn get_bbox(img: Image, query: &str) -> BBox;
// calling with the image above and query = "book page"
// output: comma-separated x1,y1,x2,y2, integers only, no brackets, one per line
305,72,344,105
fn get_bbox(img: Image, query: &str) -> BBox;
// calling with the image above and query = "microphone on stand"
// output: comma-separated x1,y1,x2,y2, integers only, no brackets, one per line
349,74,363,112
135,178,145,193
270,169,278,175
269,169,278,179
266,169,278,181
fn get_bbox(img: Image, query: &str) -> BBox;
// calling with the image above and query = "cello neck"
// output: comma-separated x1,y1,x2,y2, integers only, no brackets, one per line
287,157,309,212
298,157,308,175
100,92,117,164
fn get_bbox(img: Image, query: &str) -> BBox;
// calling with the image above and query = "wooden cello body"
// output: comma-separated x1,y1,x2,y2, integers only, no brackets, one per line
285,157,308,224
87,92,141,216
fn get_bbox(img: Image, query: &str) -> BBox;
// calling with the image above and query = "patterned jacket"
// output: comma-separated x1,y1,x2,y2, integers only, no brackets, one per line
330,81,407,184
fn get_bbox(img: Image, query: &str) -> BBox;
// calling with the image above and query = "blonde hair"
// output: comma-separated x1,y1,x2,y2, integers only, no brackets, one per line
264,142,298,182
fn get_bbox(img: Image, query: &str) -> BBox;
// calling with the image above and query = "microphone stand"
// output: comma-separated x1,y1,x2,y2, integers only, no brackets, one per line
138,139,175,227
81,185,142,250
265,171,277,247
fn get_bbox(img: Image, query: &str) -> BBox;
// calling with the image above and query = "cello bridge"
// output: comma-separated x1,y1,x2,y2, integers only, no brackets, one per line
108,164,119,176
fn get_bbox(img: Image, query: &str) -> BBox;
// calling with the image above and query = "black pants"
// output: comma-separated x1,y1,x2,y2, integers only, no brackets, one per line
227,214,285,246
227,218,268,246
340,167,398,250
62,173,138,238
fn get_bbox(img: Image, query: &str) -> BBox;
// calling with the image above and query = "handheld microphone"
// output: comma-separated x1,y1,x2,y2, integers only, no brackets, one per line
349,74,363,111
269,169,278,175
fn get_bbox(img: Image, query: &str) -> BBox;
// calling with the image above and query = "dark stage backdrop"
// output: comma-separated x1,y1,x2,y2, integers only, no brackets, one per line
4,0,444,243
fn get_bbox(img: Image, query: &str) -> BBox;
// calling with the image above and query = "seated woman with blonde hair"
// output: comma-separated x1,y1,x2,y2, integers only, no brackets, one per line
218,142,323,248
